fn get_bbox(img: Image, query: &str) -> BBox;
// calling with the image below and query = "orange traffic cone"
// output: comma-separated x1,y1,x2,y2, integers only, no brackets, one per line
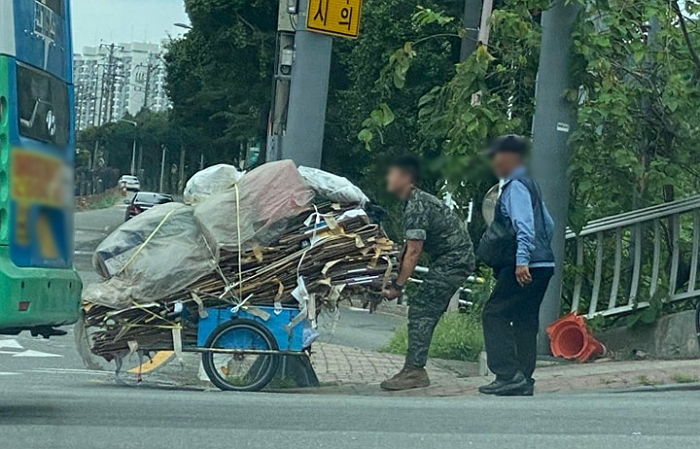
547,313,606,362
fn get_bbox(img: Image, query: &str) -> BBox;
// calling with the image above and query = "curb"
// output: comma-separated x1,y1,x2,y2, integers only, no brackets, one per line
607,382,700,394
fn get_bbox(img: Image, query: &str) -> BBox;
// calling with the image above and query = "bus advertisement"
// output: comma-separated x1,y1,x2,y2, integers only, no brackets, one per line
0,0,82,336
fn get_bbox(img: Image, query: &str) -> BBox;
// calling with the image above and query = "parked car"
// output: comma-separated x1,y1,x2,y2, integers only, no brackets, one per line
118,175,141,191
125,192,174,221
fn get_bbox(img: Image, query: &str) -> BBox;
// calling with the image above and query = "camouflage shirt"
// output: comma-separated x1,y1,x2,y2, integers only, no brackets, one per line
404,189,475,271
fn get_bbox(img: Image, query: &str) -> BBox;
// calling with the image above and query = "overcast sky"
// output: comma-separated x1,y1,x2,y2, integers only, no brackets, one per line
71,0,190,52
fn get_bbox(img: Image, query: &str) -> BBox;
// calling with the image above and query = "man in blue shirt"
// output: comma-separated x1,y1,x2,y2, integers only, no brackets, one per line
478,135,555,396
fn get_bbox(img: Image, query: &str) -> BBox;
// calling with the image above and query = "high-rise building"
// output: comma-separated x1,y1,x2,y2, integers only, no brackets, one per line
74,42,170,130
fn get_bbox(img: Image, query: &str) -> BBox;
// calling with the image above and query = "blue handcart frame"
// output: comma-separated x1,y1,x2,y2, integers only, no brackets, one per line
186,305,308,392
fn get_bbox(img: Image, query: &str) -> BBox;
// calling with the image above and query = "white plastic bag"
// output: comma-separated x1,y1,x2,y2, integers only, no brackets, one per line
298,166,369,206
183,164,244,204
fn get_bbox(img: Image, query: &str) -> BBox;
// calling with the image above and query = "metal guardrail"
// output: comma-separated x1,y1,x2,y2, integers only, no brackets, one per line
567,195,700,318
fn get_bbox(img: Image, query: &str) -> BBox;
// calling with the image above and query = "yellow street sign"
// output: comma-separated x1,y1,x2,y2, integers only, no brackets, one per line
306,0,363,39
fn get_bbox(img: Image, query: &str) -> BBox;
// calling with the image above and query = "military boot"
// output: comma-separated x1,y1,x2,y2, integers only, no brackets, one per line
380,366,430,391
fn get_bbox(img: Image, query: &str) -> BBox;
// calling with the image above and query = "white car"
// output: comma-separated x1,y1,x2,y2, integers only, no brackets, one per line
118,175,141,191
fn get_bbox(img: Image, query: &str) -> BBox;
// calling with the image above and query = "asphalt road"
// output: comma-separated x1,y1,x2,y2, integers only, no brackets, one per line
4,203,699,448
2,355,699,449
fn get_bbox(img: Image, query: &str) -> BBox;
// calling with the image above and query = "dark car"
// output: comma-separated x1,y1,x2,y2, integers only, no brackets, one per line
125,192,174,220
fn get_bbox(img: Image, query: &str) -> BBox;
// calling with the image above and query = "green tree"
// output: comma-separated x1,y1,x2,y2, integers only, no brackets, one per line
164,0,277,168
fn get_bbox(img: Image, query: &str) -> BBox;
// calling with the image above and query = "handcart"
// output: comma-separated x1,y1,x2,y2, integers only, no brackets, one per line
184,305,309,392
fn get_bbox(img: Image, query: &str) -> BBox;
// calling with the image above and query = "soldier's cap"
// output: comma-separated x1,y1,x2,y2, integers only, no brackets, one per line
485,134,529,158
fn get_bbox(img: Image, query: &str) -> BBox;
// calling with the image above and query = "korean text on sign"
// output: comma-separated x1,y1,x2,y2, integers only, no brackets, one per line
307,0,363,39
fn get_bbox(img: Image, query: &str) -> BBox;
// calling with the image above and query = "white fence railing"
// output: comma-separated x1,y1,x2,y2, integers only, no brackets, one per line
567,195,700,318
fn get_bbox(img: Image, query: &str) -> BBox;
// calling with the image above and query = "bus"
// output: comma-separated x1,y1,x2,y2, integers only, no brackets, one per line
0,0,81,336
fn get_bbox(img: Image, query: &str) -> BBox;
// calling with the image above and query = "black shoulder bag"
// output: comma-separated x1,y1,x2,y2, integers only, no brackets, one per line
476,211,516,269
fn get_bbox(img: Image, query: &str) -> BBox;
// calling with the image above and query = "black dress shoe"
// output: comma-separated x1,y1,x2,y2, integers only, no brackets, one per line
498,379,534,396
478,372,528,395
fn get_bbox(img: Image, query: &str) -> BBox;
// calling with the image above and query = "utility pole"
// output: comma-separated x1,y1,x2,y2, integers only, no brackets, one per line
460,0,482,60
136,55,161,112
268,0,333,168
266,1,295,162
97,43,122,126
178,145,186,193
137,143,143,175
530,1,582,354
90,69,100,127
120,119,138,175
159,145,167,193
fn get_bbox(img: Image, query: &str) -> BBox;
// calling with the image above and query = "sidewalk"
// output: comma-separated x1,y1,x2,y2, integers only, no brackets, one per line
144,339,700,397
310,343,479,386
301,343,700,397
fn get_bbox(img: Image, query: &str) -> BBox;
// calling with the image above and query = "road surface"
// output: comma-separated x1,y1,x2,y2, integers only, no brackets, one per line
2,203,698,448
1,345,699,449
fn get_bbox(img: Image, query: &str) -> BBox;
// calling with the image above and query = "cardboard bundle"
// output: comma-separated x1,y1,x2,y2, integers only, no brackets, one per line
82,161,397,359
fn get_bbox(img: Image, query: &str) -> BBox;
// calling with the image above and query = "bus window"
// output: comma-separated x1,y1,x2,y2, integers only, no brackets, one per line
16,63,69,148
34,0,64,40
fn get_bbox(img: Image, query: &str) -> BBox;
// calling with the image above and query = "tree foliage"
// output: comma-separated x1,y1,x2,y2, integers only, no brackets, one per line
569,0,700,228
356,0,700,232
79,0,700,230
76,110,181,191
164,0,277,166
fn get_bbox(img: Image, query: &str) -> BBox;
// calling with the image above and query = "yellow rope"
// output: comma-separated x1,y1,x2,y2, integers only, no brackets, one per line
116,206,180,276
129,301,180,328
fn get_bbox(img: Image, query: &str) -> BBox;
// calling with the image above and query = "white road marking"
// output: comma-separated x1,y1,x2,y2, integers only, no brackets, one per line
0,339,24,349
0,372,20,376
29,368,110,375
12,349,63,358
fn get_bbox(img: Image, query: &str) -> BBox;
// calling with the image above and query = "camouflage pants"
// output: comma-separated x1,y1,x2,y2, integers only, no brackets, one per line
406,266,466,368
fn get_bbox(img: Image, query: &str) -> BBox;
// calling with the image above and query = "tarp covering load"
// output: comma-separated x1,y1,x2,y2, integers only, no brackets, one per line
82,161,397,360
194,160,314,254
183,163,244,204
89,202,213,308
298,166,370,206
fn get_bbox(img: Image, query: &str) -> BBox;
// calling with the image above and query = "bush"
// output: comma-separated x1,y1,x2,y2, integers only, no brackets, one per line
77,188,123,211
382,311,484,362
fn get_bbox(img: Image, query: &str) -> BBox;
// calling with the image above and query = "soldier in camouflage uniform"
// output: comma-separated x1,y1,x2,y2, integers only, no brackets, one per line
381,155,475,391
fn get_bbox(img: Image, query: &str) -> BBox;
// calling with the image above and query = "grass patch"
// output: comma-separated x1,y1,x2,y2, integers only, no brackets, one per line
638,375,662,386
77,188,123,211
382,311,484,362
671,373,699,384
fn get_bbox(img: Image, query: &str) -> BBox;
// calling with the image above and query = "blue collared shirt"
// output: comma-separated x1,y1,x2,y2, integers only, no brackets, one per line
500,166,555,268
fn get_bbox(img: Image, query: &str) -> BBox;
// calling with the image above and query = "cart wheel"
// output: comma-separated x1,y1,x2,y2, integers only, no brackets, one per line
202,318,280,392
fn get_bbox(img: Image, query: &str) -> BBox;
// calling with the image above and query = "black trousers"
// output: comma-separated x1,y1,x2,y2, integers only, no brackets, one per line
482,266,554,380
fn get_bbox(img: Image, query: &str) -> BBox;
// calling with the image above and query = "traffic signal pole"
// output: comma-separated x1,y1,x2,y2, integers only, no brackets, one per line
530,1,582,354
268,0,332,168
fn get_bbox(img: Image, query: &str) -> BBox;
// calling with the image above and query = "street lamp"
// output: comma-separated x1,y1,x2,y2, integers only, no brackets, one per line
119,119,138,175
174,23,193,30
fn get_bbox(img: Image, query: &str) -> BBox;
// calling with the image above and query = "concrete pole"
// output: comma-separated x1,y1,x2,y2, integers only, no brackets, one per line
476,0,493,45
130,139,137,175
178,145,186,193
530,1,582,354
281,0,333,168
460,0,482,60
159,145,166,193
